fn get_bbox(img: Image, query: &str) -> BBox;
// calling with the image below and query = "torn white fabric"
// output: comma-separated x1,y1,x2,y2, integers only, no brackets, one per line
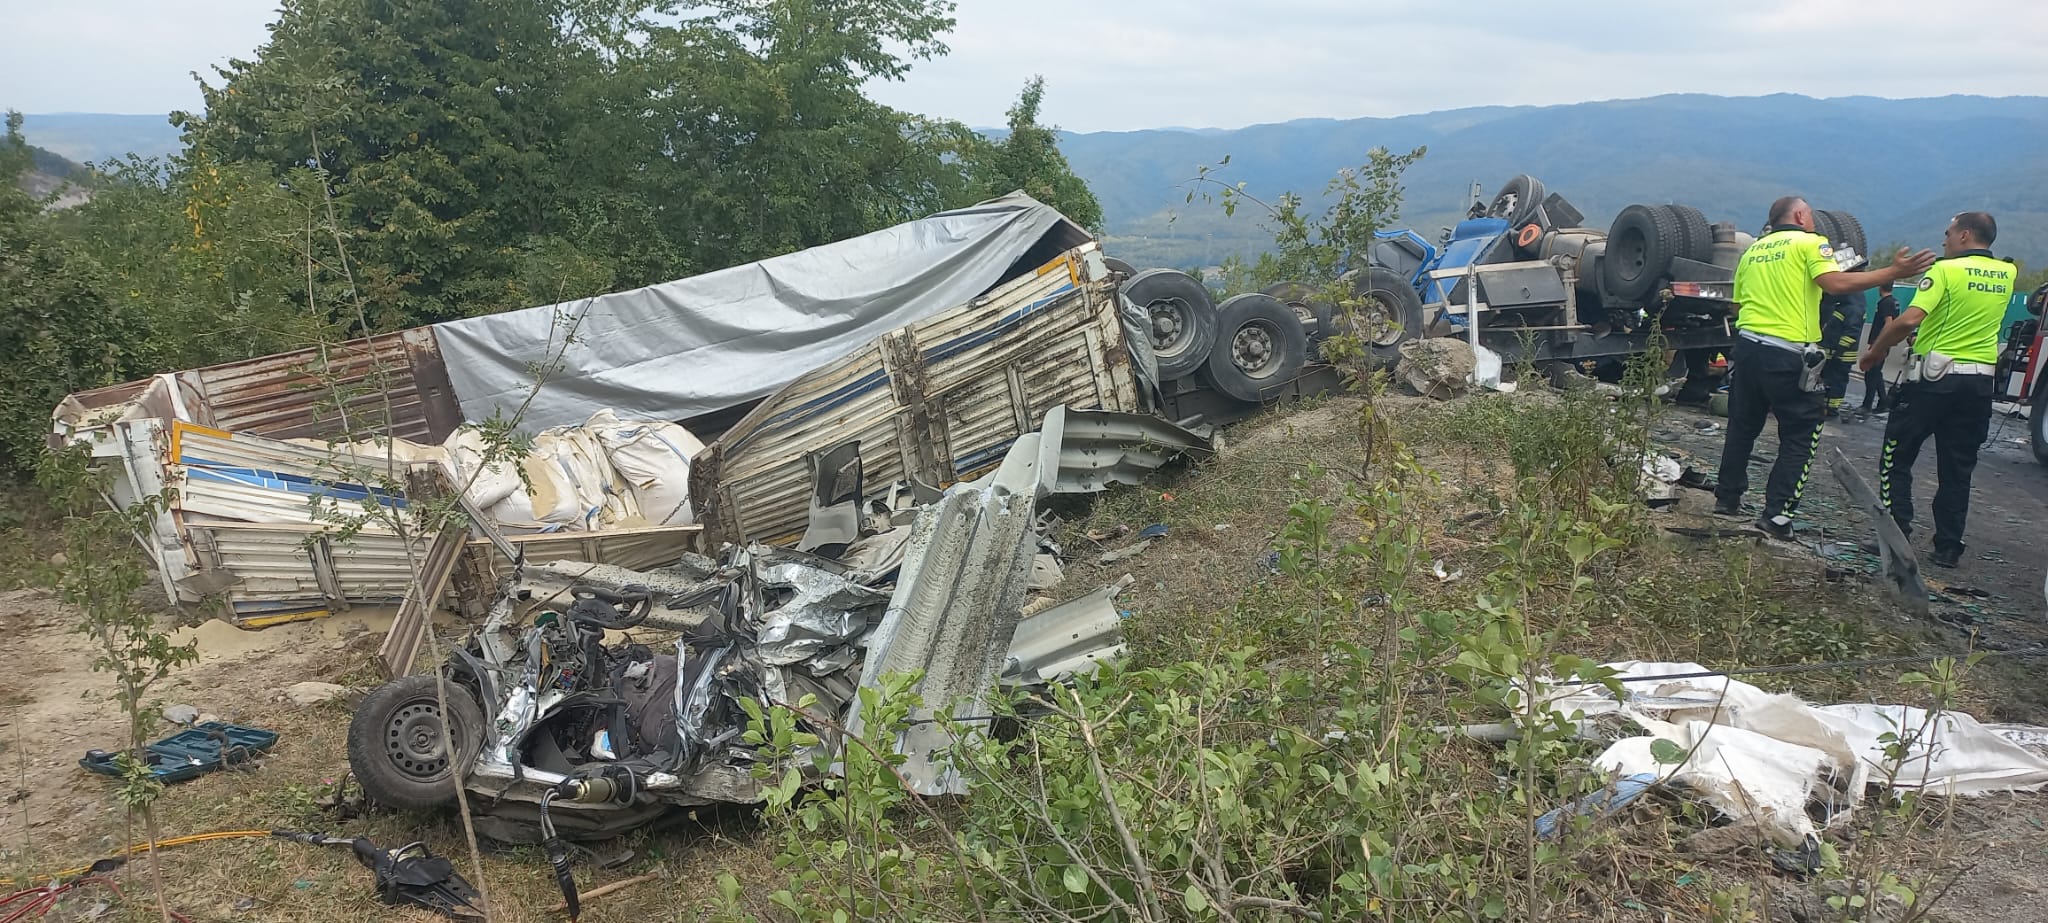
1535,661,2048,845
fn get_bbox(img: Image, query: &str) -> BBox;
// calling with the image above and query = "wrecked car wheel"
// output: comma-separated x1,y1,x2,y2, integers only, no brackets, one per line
1200,293,1309,403
347,675,484,813
1122,268,1218,381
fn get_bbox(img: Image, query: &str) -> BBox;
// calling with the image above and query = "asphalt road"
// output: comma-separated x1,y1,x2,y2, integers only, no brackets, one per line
1828,379,2047,616
1660,376,2047,650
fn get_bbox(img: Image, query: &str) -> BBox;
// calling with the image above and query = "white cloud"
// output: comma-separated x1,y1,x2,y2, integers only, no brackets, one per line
4,0,2044,129
867,0,2048,131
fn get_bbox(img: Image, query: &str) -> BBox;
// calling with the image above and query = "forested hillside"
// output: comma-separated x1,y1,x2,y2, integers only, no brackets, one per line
1060,94,2048,271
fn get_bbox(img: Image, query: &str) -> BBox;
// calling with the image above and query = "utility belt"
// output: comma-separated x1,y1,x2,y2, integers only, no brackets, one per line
1738,329,1828,392
1904,350,1995,383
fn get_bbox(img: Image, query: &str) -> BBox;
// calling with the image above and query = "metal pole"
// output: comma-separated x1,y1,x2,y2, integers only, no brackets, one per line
1465,264,1481,356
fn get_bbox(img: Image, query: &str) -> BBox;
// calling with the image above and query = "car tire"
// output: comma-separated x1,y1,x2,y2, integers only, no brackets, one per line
1122,269,1218,381
1489,174,1547,229
1103,256,1136,278
1662,204,1714,264
1201,293,1310,403
2032,376,2048,466
1813,209,1869,263
1350,266,1428,370
1603,204,1681,301
347,675,484,813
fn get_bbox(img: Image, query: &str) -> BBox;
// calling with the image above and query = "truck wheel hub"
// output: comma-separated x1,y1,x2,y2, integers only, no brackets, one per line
1233,324,1279,375
1150,301,1186,347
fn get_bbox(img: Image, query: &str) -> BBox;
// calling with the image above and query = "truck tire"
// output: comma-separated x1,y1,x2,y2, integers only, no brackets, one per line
347,675,484,813
1603,204,1681,302
1813,210,1868,263
1351,266,1428,370
1122,269,1218,381
1661,204,1714,264
2033,376,2048,466
1261,281,1335,349
1201,294,1310,403
1103,256,1137,278
1489,174,1547,229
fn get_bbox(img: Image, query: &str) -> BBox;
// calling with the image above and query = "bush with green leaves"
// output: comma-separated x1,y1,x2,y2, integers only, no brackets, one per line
713,449,1748,922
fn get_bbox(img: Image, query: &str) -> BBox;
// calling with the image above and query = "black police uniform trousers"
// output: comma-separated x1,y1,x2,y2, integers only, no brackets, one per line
1877,374,1994,555
1714,337,1825,518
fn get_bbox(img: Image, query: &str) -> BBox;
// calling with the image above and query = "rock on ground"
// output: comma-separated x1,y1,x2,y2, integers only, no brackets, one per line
281,681,350,706
1398,338,1477,399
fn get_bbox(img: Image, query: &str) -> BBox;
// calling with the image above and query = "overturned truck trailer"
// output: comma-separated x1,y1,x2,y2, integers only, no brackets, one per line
52,194,1157,622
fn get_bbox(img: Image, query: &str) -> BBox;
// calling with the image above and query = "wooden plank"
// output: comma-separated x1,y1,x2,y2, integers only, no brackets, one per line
378,528,466,678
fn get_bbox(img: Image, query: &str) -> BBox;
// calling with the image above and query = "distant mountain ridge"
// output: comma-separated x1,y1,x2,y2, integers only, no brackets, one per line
17,96,2048,270
1054,93,2048,272
13,112,183,165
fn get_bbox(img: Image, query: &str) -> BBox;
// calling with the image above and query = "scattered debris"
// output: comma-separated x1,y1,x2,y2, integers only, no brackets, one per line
1028,554,1065,591
81,722,279,784
1471,343,1513,393
1827,447,1930,617
1099,539,1155,565
1430,559,1463,583
1637,453,1685,506
1534,772,1657,838
343,403,1200,842
1085,524,1130,543
274,831,483,921
1531,661,2048,845
1664,527,1754,540
549,870,664,914
1006,576,1133,686
162,704,199,726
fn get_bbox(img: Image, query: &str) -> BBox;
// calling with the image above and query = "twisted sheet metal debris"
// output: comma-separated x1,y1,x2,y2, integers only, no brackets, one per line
1042,406,1214,495
847,428,1052,795
1006,576,1133,686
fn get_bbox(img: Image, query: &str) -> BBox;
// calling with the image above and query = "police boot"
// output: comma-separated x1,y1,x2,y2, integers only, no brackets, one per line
1929,545,1963,569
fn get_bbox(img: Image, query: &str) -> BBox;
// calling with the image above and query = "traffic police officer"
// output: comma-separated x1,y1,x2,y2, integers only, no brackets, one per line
1857,211,2013,568
1714,196,1935,538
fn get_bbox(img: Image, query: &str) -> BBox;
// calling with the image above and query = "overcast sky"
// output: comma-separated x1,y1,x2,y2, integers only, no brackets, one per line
5,0,2047,131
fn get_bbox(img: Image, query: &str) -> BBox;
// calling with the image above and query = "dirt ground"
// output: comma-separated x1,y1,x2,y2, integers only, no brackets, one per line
3,387,2047,921
0,597,392,866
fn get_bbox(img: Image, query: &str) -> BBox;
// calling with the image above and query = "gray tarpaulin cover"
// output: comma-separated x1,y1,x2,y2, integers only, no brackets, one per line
433,193,1089,432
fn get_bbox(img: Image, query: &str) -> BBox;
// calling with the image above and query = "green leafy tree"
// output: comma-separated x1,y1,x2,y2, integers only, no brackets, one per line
0,112,150,474
179,0,593,325
616,0,972,271
959,76,1103,230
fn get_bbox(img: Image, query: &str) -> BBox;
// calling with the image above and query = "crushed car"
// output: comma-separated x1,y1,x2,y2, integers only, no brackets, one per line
344,406,1211,845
